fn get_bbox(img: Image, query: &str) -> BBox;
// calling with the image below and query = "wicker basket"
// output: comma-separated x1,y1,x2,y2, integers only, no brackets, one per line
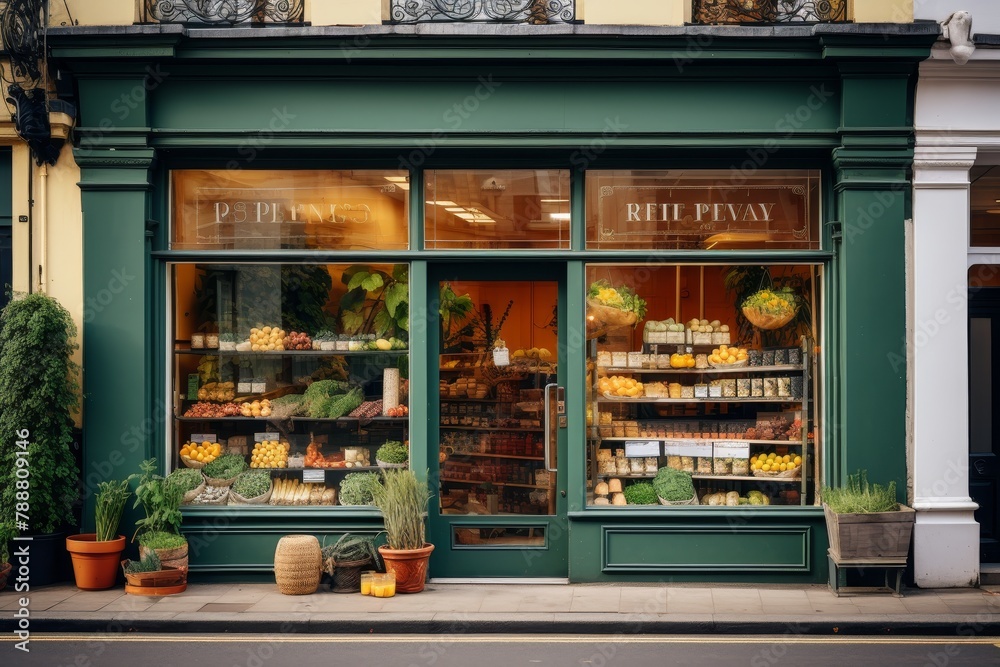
181,481,206,505
657,492,700,506
180,456,206,469
326,557,373,593
376,459,408,470
586,298,637,329
274,534,322,595
203,472,240,487
742,306,797,331
752,467,802,479
229,485,273,505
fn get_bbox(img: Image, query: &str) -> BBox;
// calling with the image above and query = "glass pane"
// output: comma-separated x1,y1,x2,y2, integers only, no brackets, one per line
425,170,570,249
586,170,821,251
585,263,821,508
453,525,546,548
971,166,1000,247
970,317,992,454
171,262,410,507
439,280,558,515
171,170,409,250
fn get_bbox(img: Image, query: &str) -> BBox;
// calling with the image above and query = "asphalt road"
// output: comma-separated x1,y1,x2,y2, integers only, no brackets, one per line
3,635,1000,667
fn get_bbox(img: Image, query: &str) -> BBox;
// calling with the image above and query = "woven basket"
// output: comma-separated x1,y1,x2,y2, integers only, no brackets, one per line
742,306,797,330
586,298,637,329
229,485,273,505
203,472,240,487
191,487,229,505
376,459,408,470
752,467,802,479
182,481,206,505
327,557,373,593
180,456,206,469
274,534,322,595
657,492,700,506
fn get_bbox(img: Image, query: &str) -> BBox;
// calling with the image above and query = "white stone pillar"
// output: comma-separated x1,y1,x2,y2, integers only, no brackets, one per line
910,144,980,588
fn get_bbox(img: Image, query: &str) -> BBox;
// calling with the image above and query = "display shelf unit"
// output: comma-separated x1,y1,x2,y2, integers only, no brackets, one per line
588,337,812,506
440,477,551,490
176,347,408,357
446,452,543,461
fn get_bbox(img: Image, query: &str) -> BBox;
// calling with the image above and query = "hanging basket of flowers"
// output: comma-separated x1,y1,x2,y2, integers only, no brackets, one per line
741,286,799,330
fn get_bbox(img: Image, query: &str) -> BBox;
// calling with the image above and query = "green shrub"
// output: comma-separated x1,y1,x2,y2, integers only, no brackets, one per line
823,470,899,514
622,482,657,505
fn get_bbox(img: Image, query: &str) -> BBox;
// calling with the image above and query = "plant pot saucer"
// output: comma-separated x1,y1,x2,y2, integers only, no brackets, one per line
125,582,187,596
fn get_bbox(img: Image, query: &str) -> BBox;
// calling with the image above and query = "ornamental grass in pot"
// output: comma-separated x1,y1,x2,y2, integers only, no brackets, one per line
823,470,915,562
66,479,130,590
372,469,433,593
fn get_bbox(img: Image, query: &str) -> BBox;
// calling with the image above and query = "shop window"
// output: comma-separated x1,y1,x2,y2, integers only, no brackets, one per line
143,1,304,24
170,262,410,508
586,170,821,251
424,170,570,250
585,263,821,508
971,166,1000,247
389,1,575,24
692,0,847,24
171,170,409,251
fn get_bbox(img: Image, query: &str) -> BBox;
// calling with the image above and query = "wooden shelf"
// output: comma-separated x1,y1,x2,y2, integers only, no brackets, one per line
175,347,407,357
439,477,551,490
595,397,804,404
440,424,542,432
692,474,802,483
599,364,803,375
445,451,544,461
595,437,807,446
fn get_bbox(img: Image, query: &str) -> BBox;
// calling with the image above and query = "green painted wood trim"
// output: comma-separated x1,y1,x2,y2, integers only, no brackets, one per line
409,260,429,485
566,260,587,514
570,170,585,251
601,524,812,572
152,250,835,263
409,169,423,250
569,507,825,520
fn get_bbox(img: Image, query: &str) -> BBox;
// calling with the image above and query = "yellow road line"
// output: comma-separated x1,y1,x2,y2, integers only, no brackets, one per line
4,635,1000,646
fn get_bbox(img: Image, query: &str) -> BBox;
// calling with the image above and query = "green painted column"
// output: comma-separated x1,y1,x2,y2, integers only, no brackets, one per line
76,148,155,533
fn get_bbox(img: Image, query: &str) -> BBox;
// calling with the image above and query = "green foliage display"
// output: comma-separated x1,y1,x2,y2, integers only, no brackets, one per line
137,530,188,551
95,479,131,542
232,470,271,499
338,472,382,506
124,550,162,574
371,469,431,551
202,453,248,480
129,459,184,541
322,533,382,569
622,482,658,505
376,441,408,465
823,470,899,514
0,293,81,534
652,467,696,502
166,468,203,494
339,264,409,338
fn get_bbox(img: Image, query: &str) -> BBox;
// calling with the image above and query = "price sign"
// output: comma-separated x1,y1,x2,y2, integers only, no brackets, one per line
187,374,200,399
677,439,713,458
624,440,660,457
714,440,751,459
254,432,280,442
190,434,217,443
302,470,325,484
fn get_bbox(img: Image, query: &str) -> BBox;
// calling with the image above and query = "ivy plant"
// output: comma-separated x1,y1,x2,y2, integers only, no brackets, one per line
0,293,81,535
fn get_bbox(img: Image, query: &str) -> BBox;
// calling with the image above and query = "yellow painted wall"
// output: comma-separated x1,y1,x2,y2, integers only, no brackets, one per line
50,1,136,26
311,0,382,25
582,0,687,25
852,0,913,23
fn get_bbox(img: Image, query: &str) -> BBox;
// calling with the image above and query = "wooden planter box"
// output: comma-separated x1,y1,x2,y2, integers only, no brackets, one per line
823,503,915,561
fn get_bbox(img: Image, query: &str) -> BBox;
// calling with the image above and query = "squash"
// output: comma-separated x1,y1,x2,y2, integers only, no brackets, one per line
611,492,627,506
595,481,610,496
608,478,623,494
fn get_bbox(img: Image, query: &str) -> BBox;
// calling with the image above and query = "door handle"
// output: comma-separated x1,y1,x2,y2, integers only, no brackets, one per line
543,383,560,473
974,459,987,475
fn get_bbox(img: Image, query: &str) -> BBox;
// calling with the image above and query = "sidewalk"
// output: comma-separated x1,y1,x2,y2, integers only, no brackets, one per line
2,582,1000,636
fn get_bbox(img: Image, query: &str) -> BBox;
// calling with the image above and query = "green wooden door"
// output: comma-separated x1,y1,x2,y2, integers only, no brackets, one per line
427,262,569,579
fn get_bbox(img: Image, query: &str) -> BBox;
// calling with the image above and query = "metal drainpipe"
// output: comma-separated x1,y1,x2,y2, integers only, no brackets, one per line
38,163,47,293
26,158,32,294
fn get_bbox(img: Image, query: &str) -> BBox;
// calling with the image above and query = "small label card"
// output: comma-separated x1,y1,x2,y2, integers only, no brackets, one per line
302,470,325,483
190,434,217,443
254,432,280,442
677,439,713,458
493,348,510,367
624,440,661,458
187,374,200,399
714,440,751,459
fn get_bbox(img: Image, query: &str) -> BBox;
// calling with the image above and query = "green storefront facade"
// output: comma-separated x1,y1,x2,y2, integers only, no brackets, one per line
50,22,937,583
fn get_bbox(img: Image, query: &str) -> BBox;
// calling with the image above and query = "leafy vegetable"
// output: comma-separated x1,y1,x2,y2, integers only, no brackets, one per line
203,452,248,480
339,472,383,506
167,468,203,494
588,280,647,321
232,470,272,499
622,481,657,505
823,470,898,514
124,550,162,574
322,533,381,569
376,440,409,464
652,467,696,502
130,458,184,541
138,530,187,550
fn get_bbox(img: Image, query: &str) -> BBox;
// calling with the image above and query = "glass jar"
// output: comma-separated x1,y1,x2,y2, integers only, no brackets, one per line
205,333,219,348
190,333,205,349
360,571,375,596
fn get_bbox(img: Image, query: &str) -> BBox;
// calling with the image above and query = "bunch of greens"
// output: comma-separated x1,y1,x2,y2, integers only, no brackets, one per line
322,533,381,568
232,470,271,499
302,380,363,419
95,479,131,542
124,550,162,574
166,468,203,494
622,481,658,505
130,459,184,541
376,440,408,465
138,530,187,551
268,394,306,419
588,280,647,321
203,453,248,480
823,470,899,514
652,467,696,502
339,472,383,506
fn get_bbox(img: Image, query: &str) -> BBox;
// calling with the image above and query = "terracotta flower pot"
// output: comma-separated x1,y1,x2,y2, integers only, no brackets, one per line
378,543,434,593
66,534,127,591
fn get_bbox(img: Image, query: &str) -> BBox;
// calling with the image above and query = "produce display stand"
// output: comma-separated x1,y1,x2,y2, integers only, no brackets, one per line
827,550,906,598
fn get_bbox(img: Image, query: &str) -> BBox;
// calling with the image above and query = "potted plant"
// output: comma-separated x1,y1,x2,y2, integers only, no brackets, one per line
371,468,433,593
0,293,81,585
375,440,409,469
121,550,187,596
66,479,130,590
130,459,189,574
823,470,915,561
321,533,382,593
0,521,13,591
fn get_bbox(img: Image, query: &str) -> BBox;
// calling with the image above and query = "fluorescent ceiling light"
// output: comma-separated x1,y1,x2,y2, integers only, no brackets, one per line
428,200,458,207
445,207,466,213
396,183,410,191
541,199,569,203
384,176,409,183
548,212,571,221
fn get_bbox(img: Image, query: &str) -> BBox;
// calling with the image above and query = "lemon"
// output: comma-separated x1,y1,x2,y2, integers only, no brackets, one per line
762,463,771,472
793,456,802,465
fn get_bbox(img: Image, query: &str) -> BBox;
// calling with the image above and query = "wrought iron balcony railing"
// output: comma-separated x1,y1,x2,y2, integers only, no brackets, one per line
693,0,848,24
389,0,575,24
143,0,304,25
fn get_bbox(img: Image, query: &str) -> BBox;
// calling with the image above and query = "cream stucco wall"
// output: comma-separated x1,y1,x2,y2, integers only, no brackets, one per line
50,1,136,26
581,0,687,25
852,0,913,23
312,1,382,25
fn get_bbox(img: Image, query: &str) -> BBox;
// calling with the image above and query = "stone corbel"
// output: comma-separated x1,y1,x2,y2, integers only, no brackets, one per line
940,11,975,65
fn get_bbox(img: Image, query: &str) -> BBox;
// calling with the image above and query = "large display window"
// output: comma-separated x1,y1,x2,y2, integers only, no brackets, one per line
585,263,821,508
169,262,410,507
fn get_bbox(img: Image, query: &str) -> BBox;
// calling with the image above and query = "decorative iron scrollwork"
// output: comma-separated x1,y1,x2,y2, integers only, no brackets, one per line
693,0,846,24
1,0,45,85
390,0,575,24
144,0,304,25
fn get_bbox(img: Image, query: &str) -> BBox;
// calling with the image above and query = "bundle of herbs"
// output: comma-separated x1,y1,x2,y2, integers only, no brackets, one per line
375,440,408,465
232,470,271,499
130,458,184,541
202,452,247,481
166,468,203,495
138,531,187,551
823,470,899,514
652,467,696,502
338,472,382,506
321,533,381,568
